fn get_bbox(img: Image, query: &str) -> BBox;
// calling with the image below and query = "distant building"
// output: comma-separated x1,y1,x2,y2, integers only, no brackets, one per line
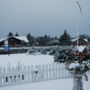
71,38,88,46
0,36,29,47
0,38,6,47
47,39,60,45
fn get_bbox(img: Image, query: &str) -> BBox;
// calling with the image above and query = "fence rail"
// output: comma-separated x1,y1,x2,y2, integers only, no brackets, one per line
0,64,71,87
0,63,72,87
1,63,90,87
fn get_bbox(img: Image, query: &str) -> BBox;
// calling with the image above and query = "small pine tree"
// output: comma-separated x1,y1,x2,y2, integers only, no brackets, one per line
54,46,90,90
27,33,35,46
15,32,19,36
27,33,32,41
8,32,13,37
59,30,71,46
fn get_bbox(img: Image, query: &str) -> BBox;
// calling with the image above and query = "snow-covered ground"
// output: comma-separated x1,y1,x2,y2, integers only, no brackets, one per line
0,75,90,90
0,54,54,67
0,53,90,90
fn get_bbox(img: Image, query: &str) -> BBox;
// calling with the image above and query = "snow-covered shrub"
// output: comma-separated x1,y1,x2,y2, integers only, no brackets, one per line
27,46,59,55
54,46,74,63
54,46,90,73
54,46,90,90
68,61,90,74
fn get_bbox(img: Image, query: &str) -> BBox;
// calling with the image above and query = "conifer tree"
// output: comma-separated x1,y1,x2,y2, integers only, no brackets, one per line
8,32,13,37
15,32,19,36
59,30,71,45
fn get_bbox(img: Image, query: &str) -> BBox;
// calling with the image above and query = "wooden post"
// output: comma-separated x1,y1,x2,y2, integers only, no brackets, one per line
73,75,83,90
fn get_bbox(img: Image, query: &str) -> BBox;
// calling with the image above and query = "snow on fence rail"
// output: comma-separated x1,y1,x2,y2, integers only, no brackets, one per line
0,63,72,87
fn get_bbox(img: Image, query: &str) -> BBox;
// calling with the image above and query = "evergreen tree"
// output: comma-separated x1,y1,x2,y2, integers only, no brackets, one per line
59,30,71,45
8,32,13,37
27,33,35,46
36,36,45,46
43,35,51,45
54,46,90,90
36,35,51,46
15,32,19,36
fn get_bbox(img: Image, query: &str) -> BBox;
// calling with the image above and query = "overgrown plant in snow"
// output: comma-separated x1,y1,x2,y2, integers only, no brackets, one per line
54,46,90,90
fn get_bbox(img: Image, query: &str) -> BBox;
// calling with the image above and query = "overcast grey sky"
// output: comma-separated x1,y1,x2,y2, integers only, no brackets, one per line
0,0,90,37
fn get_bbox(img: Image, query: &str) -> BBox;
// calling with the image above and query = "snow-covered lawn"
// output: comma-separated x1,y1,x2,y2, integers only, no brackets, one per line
0,54,54,67
0,75,90,90
0,54,90,90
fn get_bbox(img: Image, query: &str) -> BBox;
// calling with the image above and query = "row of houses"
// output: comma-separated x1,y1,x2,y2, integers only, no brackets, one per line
0,36,89,47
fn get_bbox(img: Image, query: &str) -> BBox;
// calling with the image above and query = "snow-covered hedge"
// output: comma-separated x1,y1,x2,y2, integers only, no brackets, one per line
27,46,90,64
27,46,59,55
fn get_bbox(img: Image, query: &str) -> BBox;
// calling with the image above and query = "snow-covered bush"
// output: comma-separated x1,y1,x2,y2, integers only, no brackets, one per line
68,61,90,74
27,46,59,55
54,46,90,90
54,46,74,63
54,46,90,73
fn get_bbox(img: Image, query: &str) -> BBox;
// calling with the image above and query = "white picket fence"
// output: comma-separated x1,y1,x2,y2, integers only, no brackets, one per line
0,63,72,87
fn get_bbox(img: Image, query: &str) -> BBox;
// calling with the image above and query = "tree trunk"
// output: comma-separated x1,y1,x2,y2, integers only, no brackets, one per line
73,75,83,90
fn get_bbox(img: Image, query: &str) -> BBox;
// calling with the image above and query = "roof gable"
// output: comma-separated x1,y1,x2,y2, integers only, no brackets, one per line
0,36,28,43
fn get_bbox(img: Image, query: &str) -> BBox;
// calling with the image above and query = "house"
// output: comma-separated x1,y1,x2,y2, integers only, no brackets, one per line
0,38,7,47
47,39,60,45
0,36,29,47
71,38,88,46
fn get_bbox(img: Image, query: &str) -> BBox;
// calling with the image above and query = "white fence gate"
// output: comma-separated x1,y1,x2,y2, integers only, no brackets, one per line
0,63,72,87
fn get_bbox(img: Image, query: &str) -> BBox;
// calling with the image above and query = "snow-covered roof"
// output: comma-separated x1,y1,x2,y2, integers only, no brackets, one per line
0,37,7,42
48,40,59,44
71,38,77,42
15,36,28,43
0,36,28,43
72,38,88,42
84,39,88,42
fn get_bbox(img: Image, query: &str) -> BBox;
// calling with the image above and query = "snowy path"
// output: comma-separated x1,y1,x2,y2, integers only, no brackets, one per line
0,76,90,90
